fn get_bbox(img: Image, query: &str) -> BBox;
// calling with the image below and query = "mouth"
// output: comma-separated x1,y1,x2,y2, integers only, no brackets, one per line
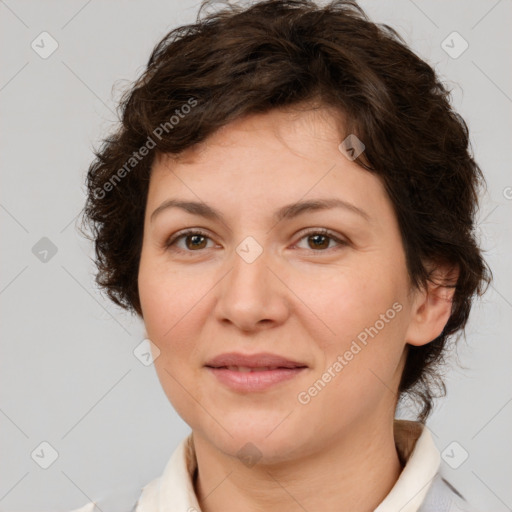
205,364,307,392
204,352,308,392
206,365,307,372
204,352,308,370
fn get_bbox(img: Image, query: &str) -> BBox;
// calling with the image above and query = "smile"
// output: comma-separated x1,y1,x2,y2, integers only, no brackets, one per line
206,366,307,392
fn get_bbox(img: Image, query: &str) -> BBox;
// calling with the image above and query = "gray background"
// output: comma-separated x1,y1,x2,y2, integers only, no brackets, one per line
1,0,511,510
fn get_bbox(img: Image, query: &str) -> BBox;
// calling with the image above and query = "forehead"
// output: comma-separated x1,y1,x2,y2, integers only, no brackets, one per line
146,108,394,228
165,105,348,163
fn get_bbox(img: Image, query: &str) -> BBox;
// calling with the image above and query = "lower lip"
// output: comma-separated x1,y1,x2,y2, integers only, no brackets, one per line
206,367,307,392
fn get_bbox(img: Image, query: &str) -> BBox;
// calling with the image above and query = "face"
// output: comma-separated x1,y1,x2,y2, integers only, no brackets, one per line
138,106,421,462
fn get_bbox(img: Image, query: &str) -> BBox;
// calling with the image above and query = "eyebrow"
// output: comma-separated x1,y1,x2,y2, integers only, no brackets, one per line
150,198,371,224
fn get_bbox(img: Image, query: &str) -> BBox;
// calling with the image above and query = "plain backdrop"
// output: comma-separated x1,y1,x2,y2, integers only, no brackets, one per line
1,0,511,511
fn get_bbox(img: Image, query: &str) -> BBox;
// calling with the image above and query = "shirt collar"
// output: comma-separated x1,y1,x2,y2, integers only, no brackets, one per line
374,420,441,511
137,419,440,512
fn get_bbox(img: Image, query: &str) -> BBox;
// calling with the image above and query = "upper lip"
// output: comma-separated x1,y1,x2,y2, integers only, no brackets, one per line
205,352,308,369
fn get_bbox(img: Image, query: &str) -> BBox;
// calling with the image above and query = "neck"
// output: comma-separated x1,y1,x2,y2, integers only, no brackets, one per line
192,415,403,512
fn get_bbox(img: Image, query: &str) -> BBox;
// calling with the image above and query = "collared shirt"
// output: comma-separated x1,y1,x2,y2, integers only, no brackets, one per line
71,420,479,512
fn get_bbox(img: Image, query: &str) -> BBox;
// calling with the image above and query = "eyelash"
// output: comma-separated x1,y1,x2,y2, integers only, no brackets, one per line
164,228,348,256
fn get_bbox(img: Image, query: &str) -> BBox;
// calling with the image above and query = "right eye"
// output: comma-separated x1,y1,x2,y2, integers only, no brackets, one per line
165,229,216,254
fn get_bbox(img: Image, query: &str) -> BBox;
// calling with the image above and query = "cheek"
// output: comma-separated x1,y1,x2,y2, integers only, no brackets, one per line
139,253,195,337
138,256,213,372
298,261,402,343
299,257,408,390
138,263,209,417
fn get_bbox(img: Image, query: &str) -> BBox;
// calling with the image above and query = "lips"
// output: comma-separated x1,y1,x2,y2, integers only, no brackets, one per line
205,352,308,370
205,352,308,392
222,366,289,372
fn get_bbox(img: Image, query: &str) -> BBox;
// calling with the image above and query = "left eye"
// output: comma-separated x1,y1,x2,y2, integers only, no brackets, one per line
165,228,347,253
294,229,347,251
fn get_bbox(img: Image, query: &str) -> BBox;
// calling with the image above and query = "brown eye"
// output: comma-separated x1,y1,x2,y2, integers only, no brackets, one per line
307,233,330,250
184,234,208,250
165,229,214,253
295,229,348,252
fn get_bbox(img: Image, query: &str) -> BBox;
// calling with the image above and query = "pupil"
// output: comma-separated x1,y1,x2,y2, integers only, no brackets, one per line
187,235,206,249
310,234,328,249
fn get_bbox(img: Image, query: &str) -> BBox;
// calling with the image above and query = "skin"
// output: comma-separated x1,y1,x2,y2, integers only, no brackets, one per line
137,105,456,512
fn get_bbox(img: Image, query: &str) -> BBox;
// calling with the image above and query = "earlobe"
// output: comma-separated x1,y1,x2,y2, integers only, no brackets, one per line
405,264,459,347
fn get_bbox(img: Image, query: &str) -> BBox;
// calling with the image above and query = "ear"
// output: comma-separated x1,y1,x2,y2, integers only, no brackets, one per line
405,262,459,347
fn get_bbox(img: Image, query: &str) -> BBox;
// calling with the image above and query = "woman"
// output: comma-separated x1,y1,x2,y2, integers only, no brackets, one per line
76,0,491,510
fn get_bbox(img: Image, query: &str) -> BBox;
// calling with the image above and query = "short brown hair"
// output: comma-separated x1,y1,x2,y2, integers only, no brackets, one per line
80,0,492,422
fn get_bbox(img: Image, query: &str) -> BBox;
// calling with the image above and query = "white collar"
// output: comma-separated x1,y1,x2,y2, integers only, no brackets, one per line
136,419,440,512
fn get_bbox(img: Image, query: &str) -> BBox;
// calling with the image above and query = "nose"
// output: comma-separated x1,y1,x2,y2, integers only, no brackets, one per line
214,244,290,332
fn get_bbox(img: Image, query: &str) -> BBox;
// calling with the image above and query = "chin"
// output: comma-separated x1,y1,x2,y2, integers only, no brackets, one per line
196,417,313,465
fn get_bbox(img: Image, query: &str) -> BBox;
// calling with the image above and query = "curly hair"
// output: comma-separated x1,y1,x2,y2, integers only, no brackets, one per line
80,0,492,422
